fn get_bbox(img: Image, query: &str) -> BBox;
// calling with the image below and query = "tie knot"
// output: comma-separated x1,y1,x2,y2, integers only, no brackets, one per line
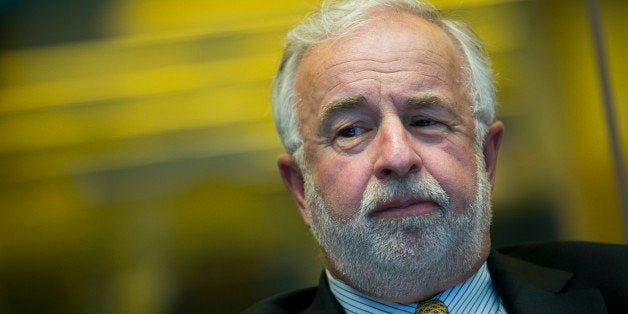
415,299,448,314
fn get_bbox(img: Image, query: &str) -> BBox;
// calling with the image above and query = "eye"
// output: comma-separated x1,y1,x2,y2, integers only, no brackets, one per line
332,125,371,152
411,119,438,127
338,126,366,138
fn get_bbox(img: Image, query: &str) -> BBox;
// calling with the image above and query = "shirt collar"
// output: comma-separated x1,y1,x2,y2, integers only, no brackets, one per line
326,262,507,313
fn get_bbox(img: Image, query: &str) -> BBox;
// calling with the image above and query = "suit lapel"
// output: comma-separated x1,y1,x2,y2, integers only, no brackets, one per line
487,251,607,313
302,272,345,314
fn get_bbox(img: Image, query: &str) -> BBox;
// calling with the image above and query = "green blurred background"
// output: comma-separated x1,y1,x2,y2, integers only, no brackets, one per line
0,0,626,312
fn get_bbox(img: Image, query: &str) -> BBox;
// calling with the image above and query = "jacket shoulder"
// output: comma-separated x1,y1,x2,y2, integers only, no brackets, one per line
495,241,628,312
496,240,628,269
242,287,318,314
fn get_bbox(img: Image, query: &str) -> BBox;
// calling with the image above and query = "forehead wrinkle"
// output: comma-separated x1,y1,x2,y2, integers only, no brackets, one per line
326,52,448,75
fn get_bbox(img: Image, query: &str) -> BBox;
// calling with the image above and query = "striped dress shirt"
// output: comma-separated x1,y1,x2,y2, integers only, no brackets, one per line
326,262,507,313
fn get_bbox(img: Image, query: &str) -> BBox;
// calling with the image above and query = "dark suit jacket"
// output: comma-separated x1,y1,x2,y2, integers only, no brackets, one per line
243,241,628,313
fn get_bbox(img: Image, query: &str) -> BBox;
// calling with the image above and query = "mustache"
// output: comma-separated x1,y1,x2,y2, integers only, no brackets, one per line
359,173,450,216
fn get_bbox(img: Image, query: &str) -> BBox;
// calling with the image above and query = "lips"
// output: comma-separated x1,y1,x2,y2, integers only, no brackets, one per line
371,199,440,218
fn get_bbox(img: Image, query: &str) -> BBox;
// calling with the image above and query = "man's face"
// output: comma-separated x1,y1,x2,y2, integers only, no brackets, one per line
296,13,479,223
278,11,503,302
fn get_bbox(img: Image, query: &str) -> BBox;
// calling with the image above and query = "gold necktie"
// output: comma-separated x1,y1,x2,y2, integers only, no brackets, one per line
415,299,448,314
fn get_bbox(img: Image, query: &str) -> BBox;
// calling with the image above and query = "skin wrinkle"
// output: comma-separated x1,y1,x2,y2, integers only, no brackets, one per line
319,95,465,153
310,51,460,102
329,59,451,81
326,55,446,74
315,92,472,146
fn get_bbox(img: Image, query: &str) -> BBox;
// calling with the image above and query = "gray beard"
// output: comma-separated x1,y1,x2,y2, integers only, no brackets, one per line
302,152,492,301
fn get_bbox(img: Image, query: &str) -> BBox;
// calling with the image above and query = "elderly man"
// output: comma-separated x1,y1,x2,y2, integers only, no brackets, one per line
245,0,628,313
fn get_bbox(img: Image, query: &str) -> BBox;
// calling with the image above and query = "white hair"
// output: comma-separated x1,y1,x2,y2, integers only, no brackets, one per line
272,0,496,155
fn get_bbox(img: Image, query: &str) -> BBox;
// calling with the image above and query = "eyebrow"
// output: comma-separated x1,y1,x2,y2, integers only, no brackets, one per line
319,95,368,123
404,95,459,116
317,94,460,129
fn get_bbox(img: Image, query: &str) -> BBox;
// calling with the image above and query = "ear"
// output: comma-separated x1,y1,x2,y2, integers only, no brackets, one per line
277,154,311,227
483,121,504,188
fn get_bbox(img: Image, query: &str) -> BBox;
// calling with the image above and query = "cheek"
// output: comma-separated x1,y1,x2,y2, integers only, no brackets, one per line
313,155,371,219
426,144,479,211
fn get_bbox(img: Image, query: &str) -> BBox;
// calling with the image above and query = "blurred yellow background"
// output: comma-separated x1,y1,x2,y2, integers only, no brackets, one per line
0,0,626,312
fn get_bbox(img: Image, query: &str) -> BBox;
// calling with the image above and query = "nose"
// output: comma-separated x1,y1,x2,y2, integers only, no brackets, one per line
373,119,422,179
